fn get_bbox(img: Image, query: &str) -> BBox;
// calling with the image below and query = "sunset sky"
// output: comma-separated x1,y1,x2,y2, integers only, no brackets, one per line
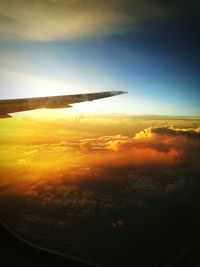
1,2,200,266
0,0,200,115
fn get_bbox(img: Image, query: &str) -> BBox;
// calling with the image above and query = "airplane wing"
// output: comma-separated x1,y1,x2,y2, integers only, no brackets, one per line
0,91,127,118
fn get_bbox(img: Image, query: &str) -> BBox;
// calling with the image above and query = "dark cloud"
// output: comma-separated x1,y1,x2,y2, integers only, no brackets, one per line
150,126,200,140
138,126,200,166
0,0,199,41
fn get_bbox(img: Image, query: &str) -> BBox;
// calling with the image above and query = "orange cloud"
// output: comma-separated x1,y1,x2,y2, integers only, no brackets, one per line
1,124,200,195
64,125,200,172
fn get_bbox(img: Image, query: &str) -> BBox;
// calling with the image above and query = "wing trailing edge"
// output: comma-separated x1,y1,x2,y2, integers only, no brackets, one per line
0,90,127,118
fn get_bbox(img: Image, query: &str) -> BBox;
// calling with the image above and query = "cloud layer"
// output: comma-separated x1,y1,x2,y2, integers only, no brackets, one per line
75,125,200,167
1,122,200,195
1,120,200,266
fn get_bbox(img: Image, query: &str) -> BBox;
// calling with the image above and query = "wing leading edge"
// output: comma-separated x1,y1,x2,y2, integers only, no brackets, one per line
0,91,127,118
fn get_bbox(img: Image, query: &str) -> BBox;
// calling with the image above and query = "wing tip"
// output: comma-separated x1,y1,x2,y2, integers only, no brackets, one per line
119,90,128,94
110,90,128,96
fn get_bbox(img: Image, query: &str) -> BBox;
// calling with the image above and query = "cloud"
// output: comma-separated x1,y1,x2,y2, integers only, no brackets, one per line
1,0,198,41
134,126,200,164
76,125,200,167
139,125,200,140
78,126,200,151
0,0,164,41
1,122,200,266
1,124,200,195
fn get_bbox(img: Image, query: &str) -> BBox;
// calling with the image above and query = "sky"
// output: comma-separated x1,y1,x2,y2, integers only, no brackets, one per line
1,2,200,264
0,0,200,115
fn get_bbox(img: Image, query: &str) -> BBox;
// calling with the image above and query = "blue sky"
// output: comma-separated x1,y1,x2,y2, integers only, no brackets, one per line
0,0,199,115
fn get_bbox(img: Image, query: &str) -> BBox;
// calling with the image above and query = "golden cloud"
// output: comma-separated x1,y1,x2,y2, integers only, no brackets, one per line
75,125,200,167
1,123,200,195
